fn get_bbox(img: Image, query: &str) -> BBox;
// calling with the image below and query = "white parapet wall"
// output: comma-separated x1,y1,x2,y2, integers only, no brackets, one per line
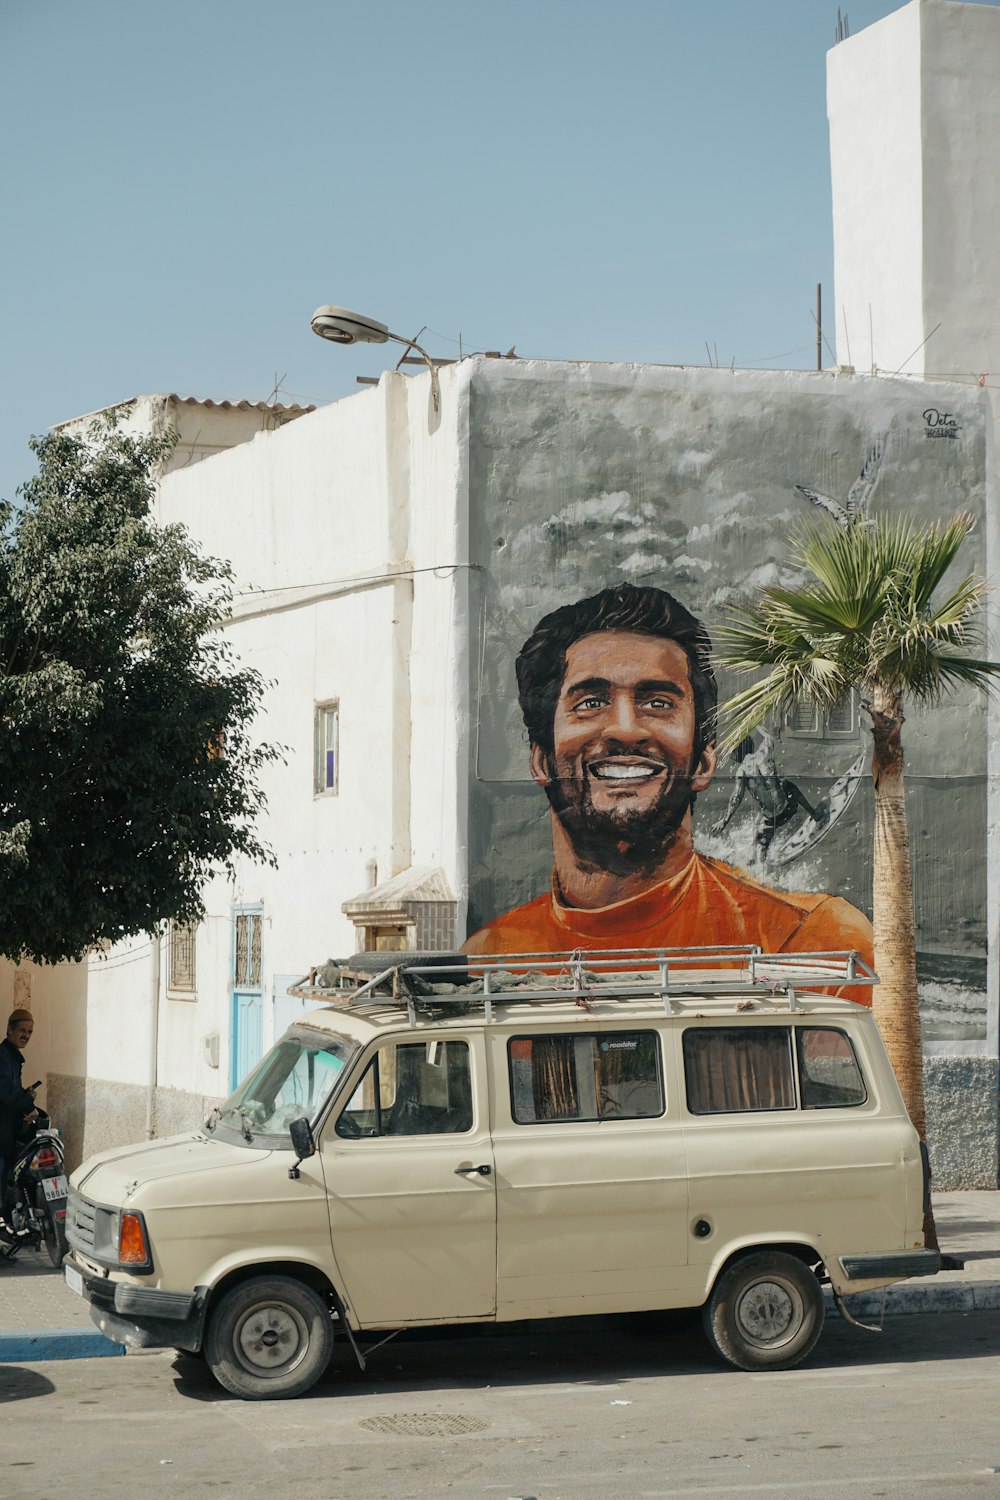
829,0,1000,387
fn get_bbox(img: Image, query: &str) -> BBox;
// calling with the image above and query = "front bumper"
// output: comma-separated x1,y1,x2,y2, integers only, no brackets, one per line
65,1254,207,1353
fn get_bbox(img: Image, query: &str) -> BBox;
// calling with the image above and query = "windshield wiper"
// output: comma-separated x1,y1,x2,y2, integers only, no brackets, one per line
237,1109,255,1143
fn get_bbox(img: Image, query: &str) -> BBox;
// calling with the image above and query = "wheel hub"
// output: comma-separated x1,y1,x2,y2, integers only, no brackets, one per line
234,1302,308,1374
736,1279,797,1346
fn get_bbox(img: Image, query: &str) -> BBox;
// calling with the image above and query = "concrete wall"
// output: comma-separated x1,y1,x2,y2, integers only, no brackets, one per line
55,393,314,476
45,366,472,1158
463,358,996,1186
31,353,998,1187
465,360,988,976
828,1,925,375
829,0,1000,388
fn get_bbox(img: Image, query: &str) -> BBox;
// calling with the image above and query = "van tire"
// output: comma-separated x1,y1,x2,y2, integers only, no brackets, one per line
204,1276,334,1399
702,1251,824,1372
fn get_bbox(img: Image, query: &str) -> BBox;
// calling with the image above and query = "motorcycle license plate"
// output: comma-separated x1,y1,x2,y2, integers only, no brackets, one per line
65,1265,84,1298
41,1174,68,1202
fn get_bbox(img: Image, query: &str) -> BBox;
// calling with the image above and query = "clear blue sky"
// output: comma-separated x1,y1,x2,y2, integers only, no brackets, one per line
2,0,995,504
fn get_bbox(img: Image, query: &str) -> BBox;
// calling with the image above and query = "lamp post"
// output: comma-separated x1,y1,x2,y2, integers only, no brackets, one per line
310,306,441,414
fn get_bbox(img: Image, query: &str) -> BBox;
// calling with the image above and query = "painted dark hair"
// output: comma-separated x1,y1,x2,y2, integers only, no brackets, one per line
515,581,718,759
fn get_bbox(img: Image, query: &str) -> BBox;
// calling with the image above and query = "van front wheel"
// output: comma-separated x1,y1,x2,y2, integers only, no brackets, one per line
205,1276,334,1399
702,1252,824,1372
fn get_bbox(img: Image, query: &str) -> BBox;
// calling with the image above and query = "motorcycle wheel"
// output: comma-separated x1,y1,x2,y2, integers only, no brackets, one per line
42,1210,67,1268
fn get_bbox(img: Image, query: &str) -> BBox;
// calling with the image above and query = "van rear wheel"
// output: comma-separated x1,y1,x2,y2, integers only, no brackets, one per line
702,1251,824,1372
205,1276,334,1399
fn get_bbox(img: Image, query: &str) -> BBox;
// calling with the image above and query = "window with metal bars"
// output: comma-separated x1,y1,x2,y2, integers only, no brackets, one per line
168,920,197,994
234,912,262,989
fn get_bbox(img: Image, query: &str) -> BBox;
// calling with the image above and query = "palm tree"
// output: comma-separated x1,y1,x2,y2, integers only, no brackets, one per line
716,510,998,1244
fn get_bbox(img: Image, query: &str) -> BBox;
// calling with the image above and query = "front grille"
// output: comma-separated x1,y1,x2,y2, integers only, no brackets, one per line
66,1190,97,1253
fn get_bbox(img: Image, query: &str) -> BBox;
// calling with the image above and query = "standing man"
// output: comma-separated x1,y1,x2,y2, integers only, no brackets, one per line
464,583,872,992
0,1009,38,1244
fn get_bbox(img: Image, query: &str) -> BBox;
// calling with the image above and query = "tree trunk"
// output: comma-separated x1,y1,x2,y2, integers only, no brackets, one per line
868,683,937,1249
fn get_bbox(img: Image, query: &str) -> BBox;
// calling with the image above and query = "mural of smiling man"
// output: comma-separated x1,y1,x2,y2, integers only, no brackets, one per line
464,581,873,986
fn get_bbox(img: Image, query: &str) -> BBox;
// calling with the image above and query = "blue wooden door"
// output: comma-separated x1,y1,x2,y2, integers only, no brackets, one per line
230,907,264,1091
231,990,263,1091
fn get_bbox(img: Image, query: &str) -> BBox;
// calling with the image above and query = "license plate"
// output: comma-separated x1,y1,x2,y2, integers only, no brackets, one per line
65,1265,84,1298
42,1175,68,1202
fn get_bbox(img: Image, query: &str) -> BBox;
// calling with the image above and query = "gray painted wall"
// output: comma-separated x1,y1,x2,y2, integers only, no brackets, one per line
463,362,994,1185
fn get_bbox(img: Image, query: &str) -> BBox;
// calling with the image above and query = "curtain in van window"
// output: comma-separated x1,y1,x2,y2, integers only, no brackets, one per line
683,1028,795,1114
510,1033,663,1123
531,1037,580,1120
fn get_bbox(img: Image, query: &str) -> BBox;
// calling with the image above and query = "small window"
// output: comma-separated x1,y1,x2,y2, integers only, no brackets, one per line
684,1028,795,1114
785,691,858,741
508,1032,663,1124
825,695,857,737
336,1040,472,1137
168,920,197,995
797,1028,867,1108
785,699,820,736
314,702,339,795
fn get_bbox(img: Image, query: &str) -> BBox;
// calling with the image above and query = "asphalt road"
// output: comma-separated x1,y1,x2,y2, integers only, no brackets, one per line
3,1310,1000,1500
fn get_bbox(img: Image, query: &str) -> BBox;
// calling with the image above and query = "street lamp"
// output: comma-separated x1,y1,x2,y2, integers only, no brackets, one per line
310,305,441,414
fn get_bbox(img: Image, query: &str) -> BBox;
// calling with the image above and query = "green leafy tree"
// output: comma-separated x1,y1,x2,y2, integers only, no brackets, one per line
0,411,278,962
716,511,998,1216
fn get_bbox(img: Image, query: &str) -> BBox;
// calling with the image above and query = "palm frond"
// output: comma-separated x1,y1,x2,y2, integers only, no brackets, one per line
907,513,975,611
715,508,998,727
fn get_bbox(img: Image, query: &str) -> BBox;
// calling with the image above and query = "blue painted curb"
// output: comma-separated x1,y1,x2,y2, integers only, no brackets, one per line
0,1328,125,1362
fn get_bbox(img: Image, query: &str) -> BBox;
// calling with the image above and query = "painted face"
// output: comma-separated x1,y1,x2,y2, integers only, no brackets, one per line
531,631,717,874
6,1018,33,1050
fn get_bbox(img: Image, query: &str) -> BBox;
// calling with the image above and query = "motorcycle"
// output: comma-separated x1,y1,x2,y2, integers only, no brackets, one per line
2,1099,69,1267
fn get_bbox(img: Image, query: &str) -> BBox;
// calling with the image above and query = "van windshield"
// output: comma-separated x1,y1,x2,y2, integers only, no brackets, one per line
211,1028,359,1143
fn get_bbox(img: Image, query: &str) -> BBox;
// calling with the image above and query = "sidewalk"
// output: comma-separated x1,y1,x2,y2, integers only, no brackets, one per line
0,1244,124,1361
0,1190,996,1362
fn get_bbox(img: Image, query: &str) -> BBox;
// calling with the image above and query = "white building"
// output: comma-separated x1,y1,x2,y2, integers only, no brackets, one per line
829,0,1000,414
10,354,996,1190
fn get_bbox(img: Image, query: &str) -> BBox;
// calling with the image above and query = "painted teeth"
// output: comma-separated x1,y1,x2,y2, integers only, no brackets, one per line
591,764,659,780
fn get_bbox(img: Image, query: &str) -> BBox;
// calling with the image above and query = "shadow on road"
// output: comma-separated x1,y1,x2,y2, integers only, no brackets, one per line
167,1306,1000,1404
0,1367,56,1403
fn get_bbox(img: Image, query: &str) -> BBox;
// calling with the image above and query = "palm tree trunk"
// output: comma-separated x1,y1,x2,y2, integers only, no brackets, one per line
868,682,937,1250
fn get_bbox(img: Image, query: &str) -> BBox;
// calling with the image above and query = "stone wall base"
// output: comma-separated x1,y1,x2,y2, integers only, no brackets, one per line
47,1073,220,1174
924,1056,999,1190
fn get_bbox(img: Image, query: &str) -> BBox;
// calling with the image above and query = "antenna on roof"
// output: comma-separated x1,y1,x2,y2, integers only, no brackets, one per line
266,372,288,406
835,8,850,44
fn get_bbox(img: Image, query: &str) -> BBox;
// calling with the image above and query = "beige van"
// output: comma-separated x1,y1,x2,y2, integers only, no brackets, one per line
63,946,939,1400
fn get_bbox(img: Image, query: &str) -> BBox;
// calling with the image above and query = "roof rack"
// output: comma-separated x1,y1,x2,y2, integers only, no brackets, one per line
292,945,877,1027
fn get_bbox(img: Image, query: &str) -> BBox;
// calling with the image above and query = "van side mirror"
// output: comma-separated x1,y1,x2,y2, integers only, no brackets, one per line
288,1117,316,1179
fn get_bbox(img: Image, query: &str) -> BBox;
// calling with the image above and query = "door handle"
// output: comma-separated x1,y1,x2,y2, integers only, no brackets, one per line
454,1163,491,1176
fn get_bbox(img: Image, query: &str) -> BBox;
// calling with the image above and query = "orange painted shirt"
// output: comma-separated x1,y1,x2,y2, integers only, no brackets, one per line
463,853,874,1004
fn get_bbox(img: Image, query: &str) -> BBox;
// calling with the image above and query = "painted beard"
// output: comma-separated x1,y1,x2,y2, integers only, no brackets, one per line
541,747,695,879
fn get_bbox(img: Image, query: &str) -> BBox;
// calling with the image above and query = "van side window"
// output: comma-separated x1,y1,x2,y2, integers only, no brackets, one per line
335,1039,473,1138
683,1028,795,1114
508,1032,663,1124
797,1028,868,1108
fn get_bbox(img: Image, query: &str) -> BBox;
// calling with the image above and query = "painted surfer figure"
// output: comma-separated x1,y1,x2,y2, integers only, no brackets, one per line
711,727,827,864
